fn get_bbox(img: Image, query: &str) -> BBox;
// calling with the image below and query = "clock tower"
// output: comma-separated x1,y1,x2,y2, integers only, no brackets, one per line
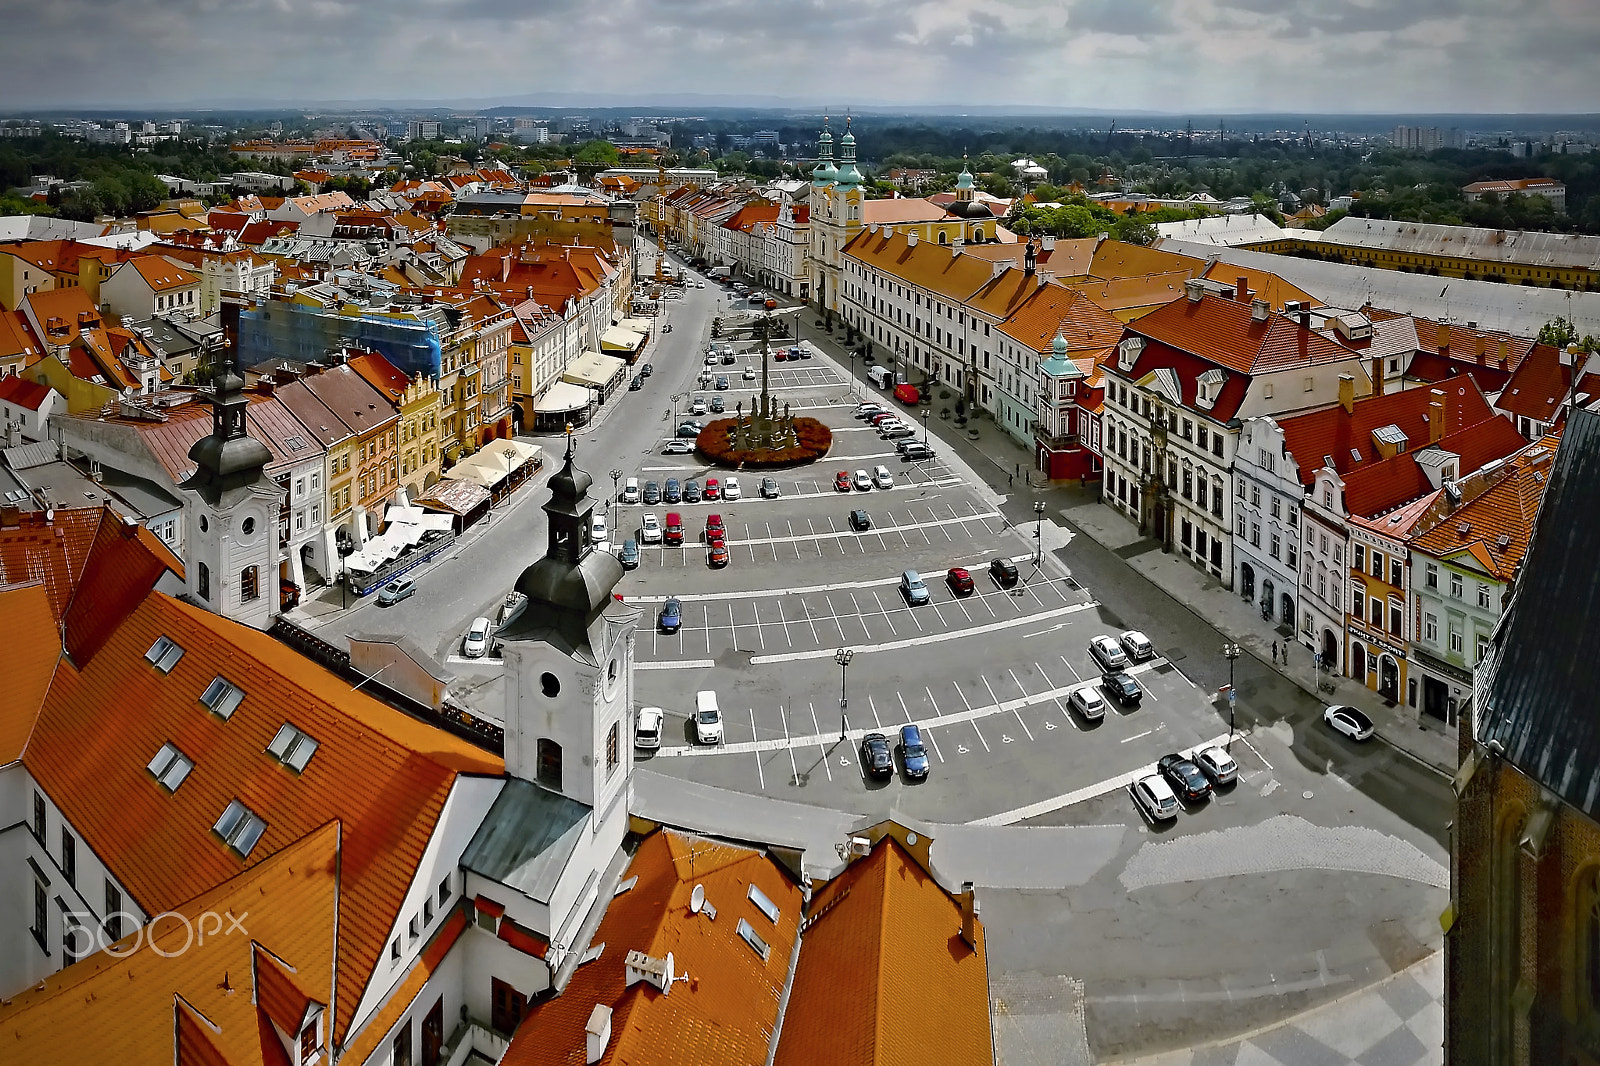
181,346,283,631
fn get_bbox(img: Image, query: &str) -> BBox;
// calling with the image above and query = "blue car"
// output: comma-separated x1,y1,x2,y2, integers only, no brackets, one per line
899,723,930,780
659,597,682,633
618,539,640,570
664,478,682,504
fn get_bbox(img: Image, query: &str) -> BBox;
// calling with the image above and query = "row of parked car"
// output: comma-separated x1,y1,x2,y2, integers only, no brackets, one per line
855,401,918,441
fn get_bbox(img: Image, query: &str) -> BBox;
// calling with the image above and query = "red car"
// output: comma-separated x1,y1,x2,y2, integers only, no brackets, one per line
705,477,721,500
835,471,852,492
706,513,725,536
869,411,898,426
773,350,787,361
708,543,730,568
947,567,975,595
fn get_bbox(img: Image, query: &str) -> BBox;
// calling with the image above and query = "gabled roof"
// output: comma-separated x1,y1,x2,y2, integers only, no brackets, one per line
1478,408,1600,819
344,351,409,405
1087,240,1206,282
997,284,1124,355
1069,269,1196,315
0,371,53,410
1339,415,1526,518
1410,436,1559,580
0,821,339,1066
0,583,60,765
860,198,952,225
504,829,802,1066
1130,291,1358,376
773,837,992,1066
1276,377,1492,486
0,310,42,365
24,591,501,1041
843,228,1002,306
0,505,105,619
1496,342,1577,423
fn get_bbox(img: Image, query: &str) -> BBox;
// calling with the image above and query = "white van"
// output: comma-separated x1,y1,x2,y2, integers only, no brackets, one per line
867,365,893,388
694,690,723,745
622,477,640,504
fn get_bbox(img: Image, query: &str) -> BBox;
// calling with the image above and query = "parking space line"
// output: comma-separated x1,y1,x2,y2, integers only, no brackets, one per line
750,708,764,788
751,601,765,649
704,605,712,654
774,598,793,646
824,593,850,642
1021,579,1048,610
1003,669,1037,741
750,600,1098,665
868,694,883,730
932,506,954,541
780,704,799,784
1059,653,1083,682
870,589,899,636
806,702,833,781
925,727,946,762
970,716,991,752
1033,662,1075,724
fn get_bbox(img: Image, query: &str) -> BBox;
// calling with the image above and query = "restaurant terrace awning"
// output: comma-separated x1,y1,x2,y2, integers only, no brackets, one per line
532,381,592,414
600,325,646,354
561,350,624,390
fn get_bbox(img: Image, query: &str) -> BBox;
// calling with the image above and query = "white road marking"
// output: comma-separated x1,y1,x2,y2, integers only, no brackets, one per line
636,658,716,670
807,702,832,781
1239,733,1274,769
750,708,764,788
1122,729,1155,743
869,694,883,729
1005,669,1037,740
781,705,799,783
749,600,1098,665
969,729,1237,826
720,509,1002,550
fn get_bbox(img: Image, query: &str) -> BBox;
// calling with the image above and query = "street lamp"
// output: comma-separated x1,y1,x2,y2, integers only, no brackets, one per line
337,538,356,611
1033,500,1046,570
921,406,930,445
1222,643,1242,750
610,468,622,537
835,647,853,739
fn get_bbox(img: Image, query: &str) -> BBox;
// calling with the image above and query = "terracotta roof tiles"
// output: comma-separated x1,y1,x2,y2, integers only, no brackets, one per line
1410,435,1560,580
1132,292,1358,375
0,582,60,765
1276,377,1492,486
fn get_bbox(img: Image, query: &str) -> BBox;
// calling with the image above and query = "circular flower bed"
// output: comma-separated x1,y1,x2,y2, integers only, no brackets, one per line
696,416,833,469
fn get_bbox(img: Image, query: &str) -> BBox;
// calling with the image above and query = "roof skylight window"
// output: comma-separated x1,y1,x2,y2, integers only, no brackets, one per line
200,677,245,719
146,743,194,791
145,636,184,673
736,918,771,961
213,799,267,856
266,723,320,772
747,883,779,924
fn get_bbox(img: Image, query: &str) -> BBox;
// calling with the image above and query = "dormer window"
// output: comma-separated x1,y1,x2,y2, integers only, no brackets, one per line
1195,369,1226,410
299,1011,323,1064
1117,336,1144,372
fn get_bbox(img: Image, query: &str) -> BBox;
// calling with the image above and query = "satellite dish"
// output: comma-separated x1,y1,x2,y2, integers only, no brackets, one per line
689,884,705,914
664,952,675,987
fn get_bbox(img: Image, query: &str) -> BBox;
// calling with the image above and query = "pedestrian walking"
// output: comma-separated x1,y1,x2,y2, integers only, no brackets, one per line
1271,642,1278,664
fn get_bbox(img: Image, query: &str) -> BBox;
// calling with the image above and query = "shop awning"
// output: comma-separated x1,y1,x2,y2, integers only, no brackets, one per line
619,317,654,334
415,478,492,517
452,439,542,487
533,381,593,414
561,351,624,389
600,325,645,353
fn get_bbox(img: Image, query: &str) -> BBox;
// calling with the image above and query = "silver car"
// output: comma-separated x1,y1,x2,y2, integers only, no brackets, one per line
1132,774,1180,822
1089,635,1130,672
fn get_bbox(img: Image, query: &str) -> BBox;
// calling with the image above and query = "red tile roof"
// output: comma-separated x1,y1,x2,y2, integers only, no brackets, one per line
0,583,60,765
505,829,802,1066
1496,343,1575,423
0,371,53,410
1341,415,1527,517
0,505,105,619
1132,292,1357,375
1275,377,1493,486
1410,435,1560,580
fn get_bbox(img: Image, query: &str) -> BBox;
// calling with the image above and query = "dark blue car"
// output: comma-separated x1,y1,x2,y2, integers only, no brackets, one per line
899,724,929,780
659,597,682,633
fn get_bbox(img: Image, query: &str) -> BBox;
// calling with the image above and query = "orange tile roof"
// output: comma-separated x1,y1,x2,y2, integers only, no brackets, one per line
1088,240,1206,282
125,255,200,292
62,508,183,664
774,837,992,1066
1410,435,1560,580
998,284,1125,354
1199,261,1317,309
505,829,802,1066
25,591,501,1042
0,505,105,619
0,583,60,765
860,198,953,225
844,228,1002,305
1069,268,1196,314
341,909,468,1064
1340,415,1527,518
344,351,409,405
0,310,42,364
0,821,340,1066
1132,291,1358,376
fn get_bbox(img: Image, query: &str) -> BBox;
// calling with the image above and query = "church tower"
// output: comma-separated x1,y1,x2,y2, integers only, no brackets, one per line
181,345,283,631
498,431,638,836
809,113,865,316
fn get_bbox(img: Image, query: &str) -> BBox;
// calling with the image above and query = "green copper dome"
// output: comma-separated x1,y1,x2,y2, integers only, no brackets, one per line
1040,331,1079,378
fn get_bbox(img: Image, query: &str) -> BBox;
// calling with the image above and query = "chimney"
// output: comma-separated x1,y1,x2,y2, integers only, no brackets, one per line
1024,240,1037,275
584,1004,613,1064
1184,278,1204,303
1251,298,1270,322
1428,389,1445,443
960,882,981,949
1338,373,1355,414
951,236,964,257
1371,355,1384,398
1036,269,1055,286
1476,335,1487,365
623,950,672,993
1299,305,1312,330
991,259,1008,279
1235,276,1249,302
1436,321,1449,355
1041,234,1056,252
257,379,275,397
906,231,918,247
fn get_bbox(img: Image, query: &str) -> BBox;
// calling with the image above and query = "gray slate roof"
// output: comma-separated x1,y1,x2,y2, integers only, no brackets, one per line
1478,406,1600,819
460,777,590,904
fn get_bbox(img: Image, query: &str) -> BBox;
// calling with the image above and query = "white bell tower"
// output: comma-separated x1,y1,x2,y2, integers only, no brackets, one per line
181,349,283,631
498,431,638,836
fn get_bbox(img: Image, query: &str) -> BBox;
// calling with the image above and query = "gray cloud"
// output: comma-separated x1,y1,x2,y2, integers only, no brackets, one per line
0,0,1593,112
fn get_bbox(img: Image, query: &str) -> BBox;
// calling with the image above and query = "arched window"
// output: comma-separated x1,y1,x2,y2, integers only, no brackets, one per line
240,565,259,602
1585,869,1600,1015
536,739,562,791
938,232,948,245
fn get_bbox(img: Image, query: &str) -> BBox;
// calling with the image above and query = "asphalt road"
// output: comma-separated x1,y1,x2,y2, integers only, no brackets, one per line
303,240,1453,1061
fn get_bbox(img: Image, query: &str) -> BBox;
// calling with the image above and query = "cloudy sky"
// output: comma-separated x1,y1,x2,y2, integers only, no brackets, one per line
4,0,1597,113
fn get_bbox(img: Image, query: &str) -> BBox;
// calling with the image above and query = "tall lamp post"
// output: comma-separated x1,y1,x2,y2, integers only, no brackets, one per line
1222,643,1241,750
1033,500,1046,569
610,468,622,537
835,647,853,739
922,406,930,445
337,539,356,611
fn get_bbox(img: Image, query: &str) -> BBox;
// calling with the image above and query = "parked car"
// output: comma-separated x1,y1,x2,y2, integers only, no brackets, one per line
1068,683,1106,721
715,376,730,390
989,558,1020,587
708,543,730,568
704,477,721,501
662,439,694,454
703,354,719,366
377,578,416,606
640,363,653,376
849,509,872,531
1089,634,1130,672
1323,705,1376,741
720,352,735,365
709,396,725,413
880,422,917,439
900,569,930,606
695,690,723,745
664,513,684,546
664,478,682,504
856,403,887,419
898,724,930,780
772,349,787,362
622,477,640,504
463,616,491,657
1100,671,1142,707
683,479,701,503
743,365,757,380
899,443,935,462
723,476,741,500
1132,774,1180,822
1193,746,1238,786
859,732,893,779
1120,630,1155,662
628,376,644,391
946,567,975,595
760,476,780,499
868,411,899,426
872,465,894,489
589,514,609,547
705,513,725,539
640,513,662,543
676,423,703,439
852,469,873,492
618,539,640,570
835,470,853,492
659,597,682,632
635,706,664,750
1157,753,1213,804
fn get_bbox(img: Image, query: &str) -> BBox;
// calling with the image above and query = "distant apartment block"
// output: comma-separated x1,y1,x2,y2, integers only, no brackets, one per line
513,118,550,143
1462,177,1566,214
1392,125,1464,152
406,119,441,141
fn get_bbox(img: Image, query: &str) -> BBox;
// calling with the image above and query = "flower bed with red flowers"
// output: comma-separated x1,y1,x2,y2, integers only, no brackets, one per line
695,416,833,468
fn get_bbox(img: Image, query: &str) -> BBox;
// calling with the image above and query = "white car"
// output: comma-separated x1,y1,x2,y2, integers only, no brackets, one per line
463,616,492,658
690,398,708,415
880,422,917,439
1193,745,1238,785
1068,683,1105,721
872,465,894,490
639,513,662,543
590,514,609,547
1120,630,1155,662
635,707,664,749
694,690,723,745
743,366,756,380
1323,705,1376,741
1132,774,1180,822
704,354,719,366
1089,635,1130,672
723,476,741,500
663,440,694,454
852,469,873,492
621,477,640,505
